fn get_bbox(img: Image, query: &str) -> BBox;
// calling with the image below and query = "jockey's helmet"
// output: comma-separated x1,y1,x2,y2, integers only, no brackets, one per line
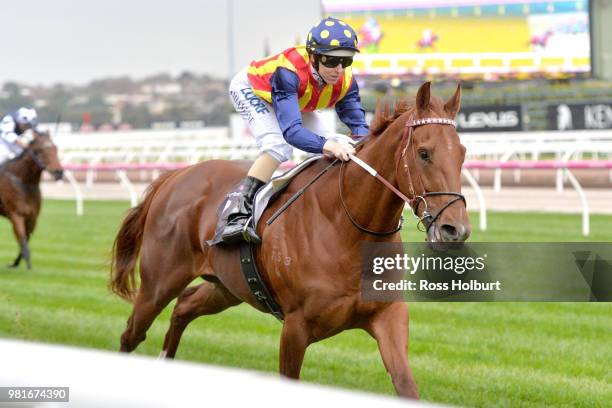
306,17,359,57
15,107,38,126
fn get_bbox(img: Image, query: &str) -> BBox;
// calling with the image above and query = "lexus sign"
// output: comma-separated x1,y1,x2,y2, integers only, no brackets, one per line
547,102,612,130
457,105,523,132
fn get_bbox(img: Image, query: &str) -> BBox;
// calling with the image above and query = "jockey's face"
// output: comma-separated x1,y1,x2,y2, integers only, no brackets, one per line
317,60,345,85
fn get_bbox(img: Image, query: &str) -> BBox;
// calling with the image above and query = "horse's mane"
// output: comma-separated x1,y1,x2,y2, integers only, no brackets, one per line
369,98,414,137
368,92,449,139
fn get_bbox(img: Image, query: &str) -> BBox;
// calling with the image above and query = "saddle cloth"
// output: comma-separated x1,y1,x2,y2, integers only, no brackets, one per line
207,155,323,246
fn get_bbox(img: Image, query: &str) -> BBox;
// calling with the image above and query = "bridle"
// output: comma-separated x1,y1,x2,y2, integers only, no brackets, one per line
28,145,48,170
339,116,466,236
400,117,466,232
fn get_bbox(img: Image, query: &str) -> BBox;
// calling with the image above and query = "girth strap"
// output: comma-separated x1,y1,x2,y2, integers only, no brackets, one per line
239,243,284,321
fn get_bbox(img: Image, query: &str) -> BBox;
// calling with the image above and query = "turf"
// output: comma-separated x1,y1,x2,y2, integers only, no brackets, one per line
1,200,611,407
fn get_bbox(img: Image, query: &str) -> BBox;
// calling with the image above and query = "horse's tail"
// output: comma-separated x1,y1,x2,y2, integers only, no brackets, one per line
110,170,178,301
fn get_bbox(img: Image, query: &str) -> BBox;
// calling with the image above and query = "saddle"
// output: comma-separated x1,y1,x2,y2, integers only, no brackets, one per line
206,155,324,322
207,155,322,246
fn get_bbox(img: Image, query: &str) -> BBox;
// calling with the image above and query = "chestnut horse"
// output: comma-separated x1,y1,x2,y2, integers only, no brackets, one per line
0,130,63,269
110,82,470,399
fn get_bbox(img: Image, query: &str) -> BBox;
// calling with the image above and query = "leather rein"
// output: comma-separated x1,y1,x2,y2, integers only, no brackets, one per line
339,116,466,236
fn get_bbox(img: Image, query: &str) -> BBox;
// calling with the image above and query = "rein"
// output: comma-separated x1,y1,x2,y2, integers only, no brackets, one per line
339,116,466,236
339,162,404,236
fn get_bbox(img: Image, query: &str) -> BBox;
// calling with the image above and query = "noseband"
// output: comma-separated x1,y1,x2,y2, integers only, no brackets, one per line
339,116,466,236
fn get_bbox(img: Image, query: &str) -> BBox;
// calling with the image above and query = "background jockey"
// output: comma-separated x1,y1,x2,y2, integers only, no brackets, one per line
221,17,369,244
0,107,38,165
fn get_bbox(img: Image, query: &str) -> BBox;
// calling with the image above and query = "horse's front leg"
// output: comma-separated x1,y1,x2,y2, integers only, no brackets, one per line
366,302,419,399
8,214,31,269
279,311,310,379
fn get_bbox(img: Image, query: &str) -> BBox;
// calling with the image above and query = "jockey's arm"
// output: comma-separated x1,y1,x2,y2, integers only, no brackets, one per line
0,115,27,147
271,68,327,154
0,115,17,141
334,80,370,141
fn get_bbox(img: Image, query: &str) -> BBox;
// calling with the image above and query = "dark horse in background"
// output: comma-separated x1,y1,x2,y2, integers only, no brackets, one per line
0,130,63,269
110,82,470,399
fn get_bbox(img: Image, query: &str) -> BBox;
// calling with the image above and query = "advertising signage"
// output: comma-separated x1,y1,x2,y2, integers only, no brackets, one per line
457,105,523,132
322,0,592,80
547,102,612,130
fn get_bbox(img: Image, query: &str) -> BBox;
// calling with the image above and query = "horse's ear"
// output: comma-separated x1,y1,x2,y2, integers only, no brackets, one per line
416,81,431,115
444,83,462,117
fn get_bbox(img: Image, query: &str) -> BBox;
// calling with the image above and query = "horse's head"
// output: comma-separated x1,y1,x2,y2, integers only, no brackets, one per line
401,82,469,242
368,82,470,243
29,130,64,180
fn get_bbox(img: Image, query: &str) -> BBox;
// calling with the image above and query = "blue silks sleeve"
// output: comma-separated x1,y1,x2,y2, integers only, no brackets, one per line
334,79,370,139
270,68,327,153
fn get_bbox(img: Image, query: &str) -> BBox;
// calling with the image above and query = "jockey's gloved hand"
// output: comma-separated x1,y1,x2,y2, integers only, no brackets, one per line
323,139,355,161
331,133,360,146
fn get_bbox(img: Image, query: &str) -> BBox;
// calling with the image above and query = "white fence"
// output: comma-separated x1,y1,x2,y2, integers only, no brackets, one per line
51,128,612,236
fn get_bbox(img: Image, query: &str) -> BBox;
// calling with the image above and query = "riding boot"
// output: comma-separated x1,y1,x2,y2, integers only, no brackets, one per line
221,176,266,244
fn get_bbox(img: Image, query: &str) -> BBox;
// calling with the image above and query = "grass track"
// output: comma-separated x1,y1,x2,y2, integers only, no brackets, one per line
1,200,611,407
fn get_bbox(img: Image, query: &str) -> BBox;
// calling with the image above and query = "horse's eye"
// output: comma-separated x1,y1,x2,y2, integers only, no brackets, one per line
418,149,430,162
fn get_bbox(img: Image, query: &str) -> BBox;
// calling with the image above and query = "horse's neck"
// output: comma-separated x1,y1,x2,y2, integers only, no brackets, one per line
320,124,406,240
5,153,42,185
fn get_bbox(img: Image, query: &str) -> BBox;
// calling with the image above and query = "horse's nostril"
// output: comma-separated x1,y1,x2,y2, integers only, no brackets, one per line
441,224,469,242
441,224,459,241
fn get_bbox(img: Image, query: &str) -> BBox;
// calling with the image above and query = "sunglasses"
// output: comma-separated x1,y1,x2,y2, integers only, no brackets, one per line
319,55,353,68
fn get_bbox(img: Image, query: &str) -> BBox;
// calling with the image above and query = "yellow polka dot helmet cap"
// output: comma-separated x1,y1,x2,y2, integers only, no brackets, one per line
306,17,359,57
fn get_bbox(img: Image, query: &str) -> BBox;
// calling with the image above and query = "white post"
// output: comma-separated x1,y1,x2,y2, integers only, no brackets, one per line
493,168,502,192
117,170,138,207
462,169,487,231
564,169,589,236
63,170,84,216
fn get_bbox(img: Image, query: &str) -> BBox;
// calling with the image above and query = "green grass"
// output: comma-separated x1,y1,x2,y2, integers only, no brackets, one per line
1,200,611,407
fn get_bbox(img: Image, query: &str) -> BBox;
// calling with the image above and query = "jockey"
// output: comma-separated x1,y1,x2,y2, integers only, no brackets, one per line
0,107,38,165
221,17,369,244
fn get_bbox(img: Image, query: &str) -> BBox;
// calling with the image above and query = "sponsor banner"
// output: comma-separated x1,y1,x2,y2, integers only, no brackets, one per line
361,242,612,302
457,105,523,132
547,102,612,131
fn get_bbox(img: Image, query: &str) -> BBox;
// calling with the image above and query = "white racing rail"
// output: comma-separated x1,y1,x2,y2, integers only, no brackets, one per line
50,128,612,236
59,160,612,237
